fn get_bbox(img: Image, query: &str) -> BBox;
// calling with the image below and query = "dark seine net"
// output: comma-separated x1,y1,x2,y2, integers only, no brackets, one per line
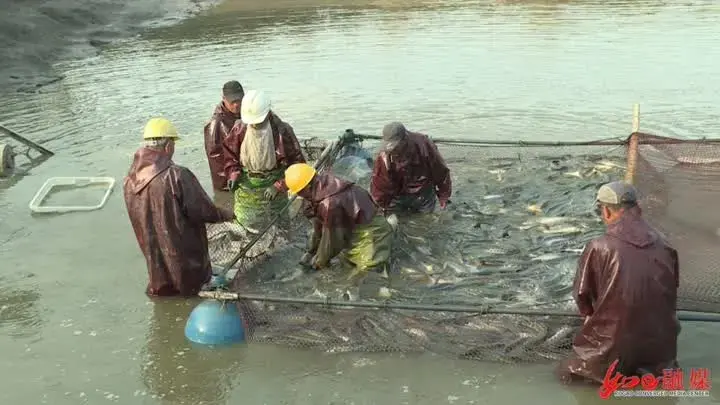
201,132,714,363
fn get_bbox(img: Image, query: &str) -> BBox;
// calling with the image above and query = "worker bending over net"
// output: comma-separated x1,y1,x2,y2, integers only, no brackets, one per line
286,163,397,280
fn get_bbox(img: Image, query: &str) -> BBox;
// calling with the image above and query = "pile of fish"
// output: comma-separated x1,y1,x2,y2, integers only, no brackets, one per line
207,146,627,363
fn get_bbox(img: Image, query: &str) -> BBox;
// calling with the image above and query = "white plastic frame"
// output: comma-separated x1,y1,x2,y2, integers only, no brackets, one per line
28,177,116,213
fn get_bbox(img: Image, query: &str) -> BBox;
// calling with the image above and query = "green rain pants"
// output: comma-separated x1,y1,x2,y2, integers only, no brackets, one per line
233,170,286,231
344,215,395,274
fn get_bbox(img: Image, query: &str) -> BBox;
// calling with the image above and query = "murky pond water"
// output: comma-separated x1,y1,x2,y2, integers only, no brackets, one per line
1,0,720,403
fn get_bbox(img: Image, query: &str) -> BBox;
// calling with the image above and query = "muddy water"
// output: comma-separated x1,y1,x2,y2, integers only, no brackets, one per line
1,0,720,403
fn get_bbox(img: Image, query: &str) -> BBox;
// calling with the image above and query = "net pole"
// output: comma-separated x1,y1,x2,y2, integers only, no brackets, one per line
624,103,640,183
197,291,720,322
0,124,54,156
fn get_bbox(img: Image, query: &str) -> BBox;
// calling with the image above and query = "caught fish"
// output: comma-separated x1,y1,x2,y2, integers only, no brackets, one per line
564,171,583,179
594,160,625,171
405,327,429,342
483,194,504,201
519,216,574,230
530,253,564,262
488,169,505,181
541,225,585,235
428,275,462,287
542,236,571,248
527,204,543,215
416,245,432,255
405,234,428,245
377,287,392,299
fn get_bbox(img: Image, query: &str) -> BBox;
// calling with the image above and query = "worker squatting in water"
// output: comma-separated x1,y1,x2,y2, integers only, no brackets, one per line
556,181,680,386
285,162,398,278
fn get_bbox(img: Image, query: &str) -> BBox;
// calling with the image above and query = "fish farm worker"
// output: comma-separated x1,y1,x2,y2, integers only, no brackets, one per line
124,118,236,297
556,181,680,385
203,80,244,192
370,122,452,214
222,90,305,231
285,163,395,275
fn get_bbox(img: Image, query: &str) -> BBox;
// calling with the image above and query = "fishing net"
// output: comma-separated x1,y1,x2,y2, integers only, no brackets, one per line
629,132,720,313
202,131,720,364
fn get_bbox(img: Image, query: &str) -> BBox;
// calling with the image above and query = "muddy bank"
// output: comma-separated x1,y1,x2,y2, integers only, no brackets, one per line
0,0,220,93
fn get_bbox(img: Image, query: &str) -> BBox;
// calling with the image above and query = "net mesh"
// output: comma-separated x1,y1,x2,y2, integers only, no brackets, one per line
201,133,712,364
631,132,720,313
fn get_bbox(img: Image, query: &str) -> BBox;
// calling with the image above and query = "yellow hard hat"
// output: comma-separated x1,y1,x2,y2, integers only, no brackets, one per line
285,163,316,194
143,117,180,140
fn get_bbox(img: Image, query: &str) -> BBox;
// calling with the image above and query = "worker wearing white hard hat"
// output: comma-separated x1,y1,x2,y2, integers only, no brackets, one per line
222,90,306,231
124,118,235,297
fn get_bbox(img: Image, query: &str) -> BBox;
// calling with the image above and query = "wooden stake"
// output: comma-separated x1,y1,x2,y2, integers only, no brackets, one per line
624,103,640,183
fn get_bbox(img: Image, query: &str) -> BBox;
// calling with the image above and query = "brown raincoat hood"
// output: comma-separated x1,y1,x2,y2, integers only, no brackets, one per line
126,147,173,194
310,172,354,202
606,206,657,249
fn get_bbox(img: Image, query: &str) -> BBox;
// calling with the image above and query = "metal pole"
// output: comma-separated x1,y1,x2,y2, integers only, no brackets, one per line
0,124,54,156
624,104,640,184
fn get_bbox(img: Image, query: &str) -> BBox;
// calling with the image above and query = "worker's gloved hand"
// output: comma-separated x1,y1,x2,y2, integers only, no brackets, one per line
263,186,280,201
439,198,449,209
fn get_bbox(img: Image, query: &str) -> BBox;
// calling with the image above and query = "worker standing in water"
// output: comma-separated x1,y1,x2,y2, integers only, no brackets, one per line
222,90,305,231
370,122,452,214
557,181,680,385
124,118,235,297
203,80,244,192
285,163,396,278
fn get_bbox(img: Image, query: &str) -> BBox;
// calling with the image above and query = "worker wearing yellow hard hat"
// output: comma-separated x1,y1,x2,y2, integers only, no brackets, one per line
285,163,397,281
124,117,235,297
221,90,306,232
143,117,181,140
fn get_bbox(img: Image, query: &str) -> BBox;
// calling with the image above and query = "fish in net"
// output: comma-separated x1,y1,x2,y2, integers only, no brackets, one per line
202,136,685,364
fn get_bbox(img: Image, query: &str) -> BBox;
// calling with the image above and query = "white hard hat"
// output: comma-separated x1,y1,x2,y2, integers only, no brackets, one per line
241,90,271,125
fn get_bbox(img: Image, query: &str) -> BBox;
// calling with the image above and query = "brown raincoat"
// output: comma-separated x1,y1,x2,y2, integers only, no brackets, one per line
370,131,452,213
302,172,393,271
222,113,305,192
558,207,680,384
124,147,235,297
203,103,240,191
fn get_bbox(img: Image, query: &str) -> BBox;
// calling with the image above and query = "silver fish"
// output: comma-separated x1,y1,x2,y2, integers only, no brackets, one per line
531,253,564,262
564,171,583,179
541,225,586,235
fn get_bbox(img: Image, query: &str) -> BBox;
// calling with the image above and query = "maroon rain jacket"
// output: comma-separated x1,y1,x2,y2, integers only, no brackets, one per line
123,147,235,297
370,131,451,211
203,102,240,191
222,113,305,192
558,207,680,384
302,172,377,267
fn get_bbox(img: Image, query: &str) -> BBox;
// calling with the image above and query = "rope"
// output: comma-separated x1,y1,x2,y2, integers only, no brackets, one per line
320,130,720,147
196,291,720,323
